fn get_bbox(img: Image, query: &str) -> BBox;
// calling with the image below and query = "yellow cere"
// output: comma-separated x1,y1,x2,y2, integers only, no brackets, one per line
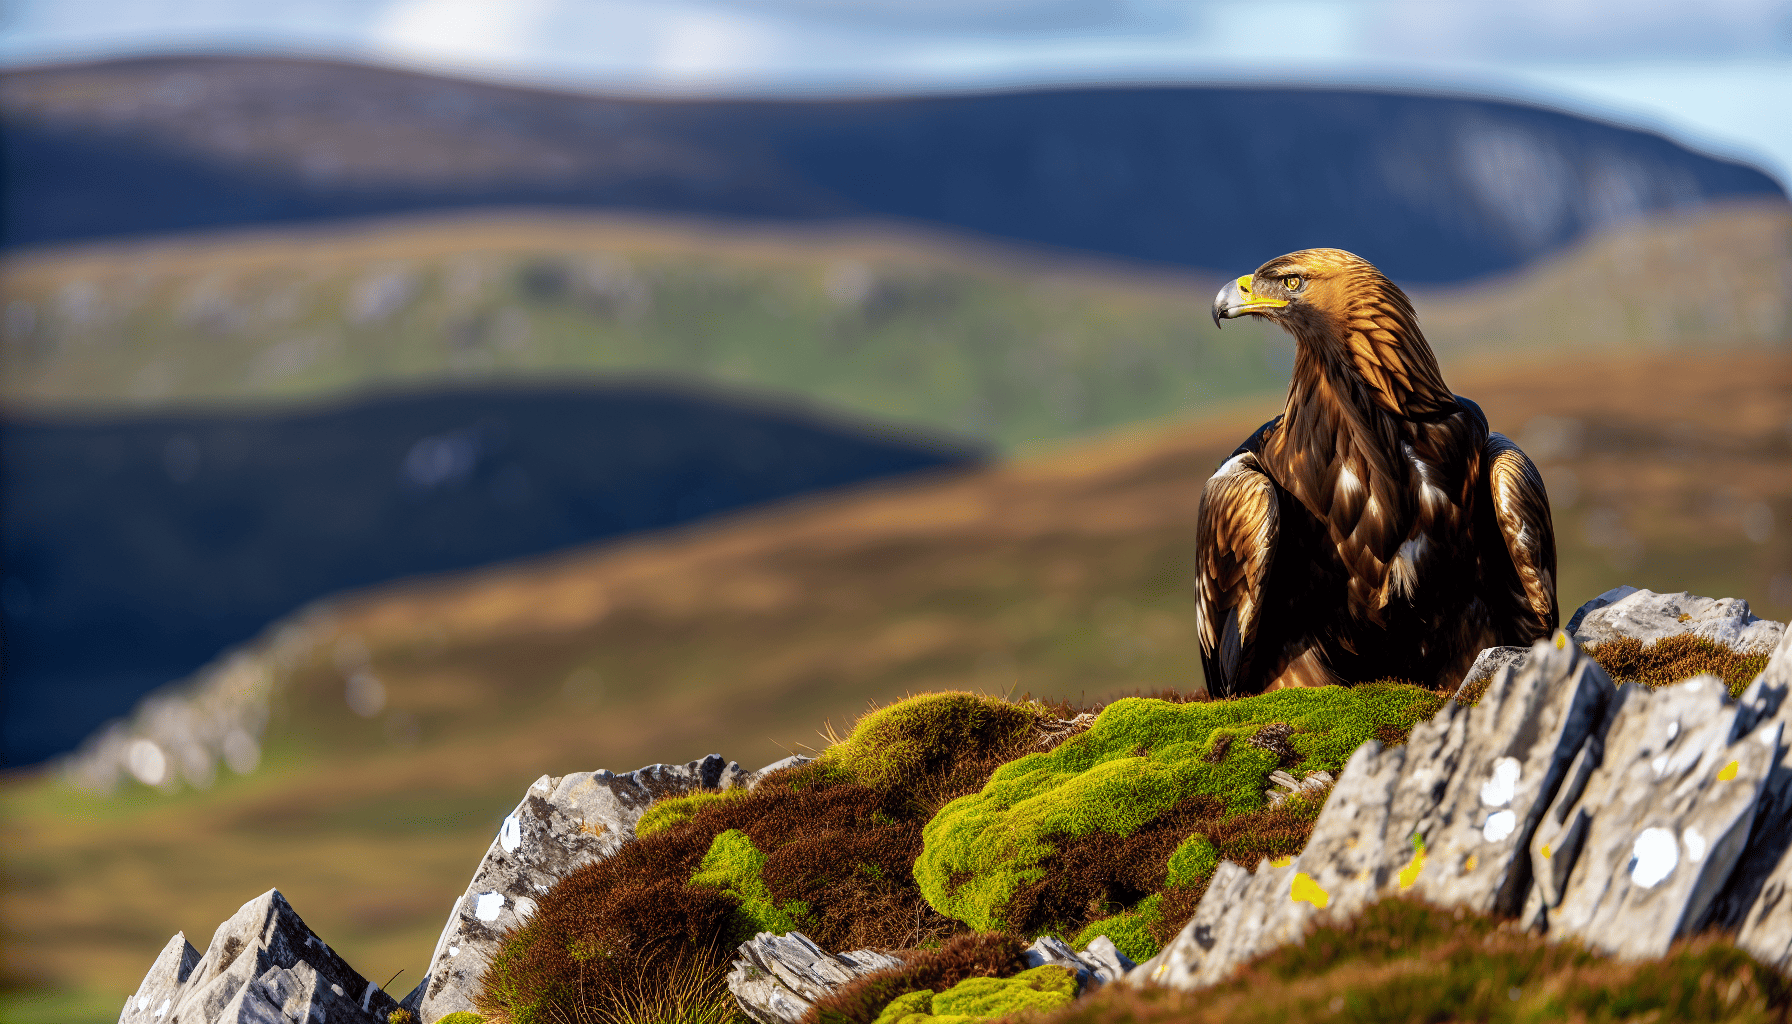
1719,760,1740,781
1291,872,1330,909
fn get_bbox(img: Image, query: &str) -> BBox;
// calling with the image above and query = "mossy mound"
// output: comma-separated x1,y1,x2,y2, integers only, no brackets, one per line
871,965,1077,1024
1025,897,1791,1024
915,685,1443,953
1589,634,1772,699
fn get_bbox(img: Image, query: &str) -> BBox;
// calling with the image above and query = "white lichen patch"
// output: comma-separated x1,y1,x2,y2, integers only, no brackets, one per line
474,891,505,922
1483,809,1517,842
1480,757,1521,807
1630,828,1679,888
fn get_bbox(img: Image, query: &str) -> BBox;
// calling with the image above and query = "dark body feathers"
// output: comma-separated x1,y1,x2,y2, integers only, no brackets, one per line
1199,250,1557,696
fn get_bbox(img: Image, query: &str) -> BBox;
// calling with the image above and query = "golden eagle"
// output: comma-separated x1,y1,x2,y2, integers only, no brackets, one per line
1199,249,1557,696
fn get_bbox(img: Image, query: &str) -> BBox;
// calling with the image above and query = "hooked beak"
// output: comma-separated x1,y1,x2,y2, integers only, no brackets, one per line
1211,275,1288,328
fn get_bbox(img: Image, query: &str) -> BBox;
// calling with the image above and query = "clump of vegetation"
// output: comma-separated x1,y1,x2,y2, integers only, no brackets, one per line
870,964,1078,1024
915,685,1443,955
807,932,1034,1024
1025,897,1791,1024
1589,634,1772,698
476,692,1056,1024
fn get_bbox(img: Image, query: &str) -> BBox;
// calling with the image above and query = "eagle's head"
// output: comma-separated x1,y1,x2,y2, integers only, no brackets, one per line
1211,248,1453,416
1209,248,1391,333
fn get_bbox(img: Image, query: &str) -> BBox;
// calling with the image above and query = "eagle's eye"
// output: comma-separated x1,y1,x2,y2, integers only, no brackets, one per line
1284,275,1303,292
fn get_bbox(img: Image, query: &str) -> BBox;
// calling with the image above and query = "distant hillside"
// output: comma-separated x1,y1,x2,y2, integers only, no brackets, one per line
2,55,1783,283
0,385,977,766
4,204,1786,441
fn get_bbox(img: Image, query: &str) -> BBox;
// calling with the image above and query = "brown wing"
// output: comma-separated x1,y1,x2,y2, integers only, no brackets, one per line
1196,451,1280,697
1483,432,1558,642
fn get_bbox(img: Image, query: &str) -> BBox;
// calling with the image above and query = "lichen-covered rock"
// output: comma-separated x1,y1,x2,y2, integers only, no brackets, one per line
1455,645,1528,699
1070,935,1135,985
122,889,399,1024
1538,674,1781,958
1570,587,1785,654
1709,628,1792,971
415,753,748,1022
725,931,904,1024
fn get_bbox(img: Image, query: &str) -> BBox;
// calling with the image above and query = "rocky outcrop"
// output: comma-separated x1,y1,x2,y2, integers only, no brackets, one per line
1568,586,1786,653
1021,935,1134,989
413,754,751,1022
119,889,400,1024
725,932,906,1024
1134,622,1792,989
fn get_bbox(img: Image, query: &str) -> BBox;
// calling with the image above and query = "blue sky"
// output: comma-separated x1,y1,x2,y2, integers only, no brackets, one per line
4,0,1789,186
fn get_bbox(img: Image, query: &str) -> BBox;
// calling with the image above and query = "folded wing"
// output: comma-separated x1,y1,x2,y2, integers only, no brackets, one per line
1482,432,1558,643
1195,451,1281,697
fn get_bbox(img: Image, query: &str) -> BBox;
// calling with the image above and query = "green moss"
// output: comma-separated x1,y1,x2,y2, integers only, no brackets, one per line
1162,833,1217,888
818,692,1054,794
870,965,1079,1024
916,685,1440,932
431,1015,486,1024
1071,894,1163,965
637,788,750,838
690,829,813,938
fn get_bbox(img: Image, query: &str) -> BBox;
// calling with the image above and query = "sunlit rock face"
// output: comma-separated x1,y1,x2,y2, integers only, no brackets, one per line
1135,601,1792,989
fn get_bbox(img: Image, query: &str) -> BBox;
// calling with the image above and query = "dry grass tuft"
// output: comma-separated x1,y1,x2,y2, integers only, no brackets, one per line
1589,634,1772,698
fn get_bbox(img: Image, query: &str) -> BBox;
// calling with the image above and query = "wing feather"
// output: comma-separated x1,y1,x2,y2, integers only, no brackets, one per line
1195,451,1280,696
1484,432,1558,640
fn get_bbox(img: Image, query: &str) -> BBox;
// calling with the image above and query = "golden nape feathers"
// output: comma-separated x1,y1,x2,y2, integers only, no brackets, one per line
1201,248,1557,696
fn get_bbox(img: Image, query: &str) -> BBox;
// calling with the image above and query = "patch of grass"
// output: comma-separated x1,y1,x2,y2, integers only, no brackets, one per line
914,686,1440,938
1028,897,1791,1024
808,932,1033,1024
1589,634,1773,698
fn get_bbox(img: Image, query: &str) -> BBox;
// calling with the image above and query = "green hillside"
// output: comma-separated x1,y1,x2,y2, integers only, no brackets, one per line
4,202,1786,450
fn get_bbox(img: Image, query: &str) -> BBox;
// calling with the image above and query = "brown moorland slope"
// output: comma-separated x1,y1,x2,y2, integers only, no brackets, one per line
2,349,1789,1023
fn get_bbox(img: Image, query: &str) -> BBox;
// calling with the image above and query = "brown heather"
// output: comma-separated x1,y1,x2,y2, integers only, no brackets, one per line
1590,634,1773,698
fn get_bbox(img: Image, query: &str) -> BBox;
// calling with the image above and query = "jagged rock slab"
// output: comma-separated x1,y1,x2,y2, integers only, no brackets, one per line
1072,935,1135,985
126,889,398,1024
415,753,747,1022
1539,674,1781,958
747,754,814,789
1456,646,1528,700
1134,632,1613,989
119,933,201,1024
1571,587,1785,654
1024,935,1125,990
1704,629,1792,969
726,931,904,1024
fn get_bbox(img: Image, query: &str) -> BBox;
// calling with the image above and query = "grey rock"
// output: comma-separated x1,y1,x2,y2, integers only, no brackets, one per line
1722,629,1792,970
1137,631,1615,989
416,753,746,1023
1541,674,1781,958
1571,588,1785,654
118,933,201,1024
1563,584,1641,636
1266,769,1335,807
726,931,903,1024
1023,935,1104,990
1074,935,1135,985
747,754,815,790
124,889,399,1024
1456,646,1529,700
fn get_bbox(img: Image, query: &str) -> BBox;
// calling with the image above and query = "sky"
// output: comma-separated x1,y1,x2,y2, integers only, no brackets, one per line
2,0,1789,187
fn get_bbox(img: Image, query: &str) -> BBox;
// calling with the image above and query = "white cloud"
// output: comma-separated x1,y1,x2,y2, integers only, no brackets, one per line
370,0,556,68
